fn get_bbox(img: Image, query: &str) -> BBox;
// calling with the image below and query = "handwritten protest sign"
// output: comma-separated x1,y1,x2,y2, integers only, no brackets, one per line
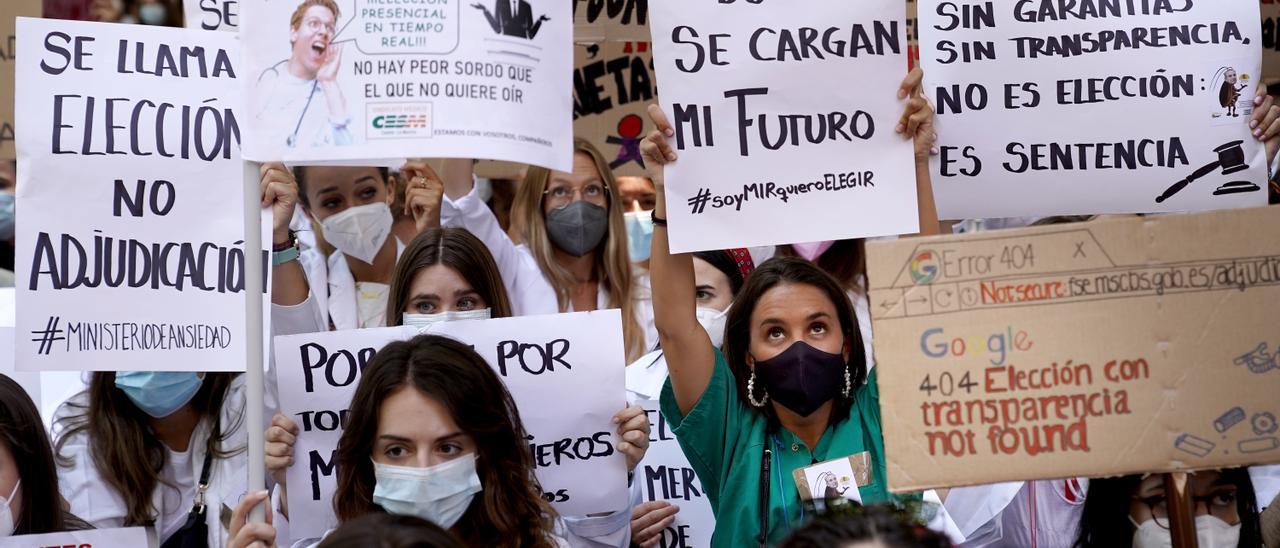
185,0,239,31
637,398,715,548
275,311,629,540
574,0,649,42
649,0,919,254
1265,0,1280,81
1,0,42,160
921,0,1267,219
240,0,573,171
0,527,149,548
575,40,655,177
14,18,246,372
868,207,1280,492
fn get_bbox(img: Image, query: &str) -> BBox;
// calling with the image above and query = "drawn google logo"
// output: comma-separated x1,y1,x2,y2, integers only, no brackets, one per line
910,251,939,284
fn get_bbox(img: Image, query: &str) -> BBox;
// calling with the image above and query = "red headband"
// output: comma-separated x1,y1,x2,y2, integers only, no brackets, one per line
728,248,755,281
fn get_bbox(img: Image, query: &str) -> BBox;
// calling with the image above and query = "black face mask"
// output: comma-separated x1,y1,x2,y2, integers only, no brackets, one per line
752,341,845,417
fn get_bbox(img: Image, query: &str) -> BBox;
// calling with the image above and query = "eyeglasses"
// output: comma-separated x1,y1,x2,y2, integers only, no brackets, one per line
303,17,336,34
543,182,609,209
1134,487,1239,529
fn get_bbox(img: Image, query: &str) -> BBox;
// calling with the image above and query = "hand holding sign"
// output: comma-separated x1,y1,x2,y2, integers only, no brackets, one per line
266,413,300,491
631,501,680,548
399,161,446,235
613,404,651,471
228,490,277,548
260,163,300,244
894,67,940,160
1247,89,1280,167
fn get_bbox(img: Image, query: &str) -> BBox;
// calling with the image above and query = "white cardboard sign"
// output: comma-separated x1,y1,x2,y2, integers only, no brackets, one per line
648,0,920,253
275,311,629,540
921,0,1267,219
239,0,573,171
15,18,246,372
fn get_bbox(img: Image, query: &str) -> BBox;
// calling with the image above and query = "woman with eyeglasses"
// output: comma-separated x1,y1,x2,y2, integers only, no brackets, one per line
440,140,655,362
1074,469,1263,548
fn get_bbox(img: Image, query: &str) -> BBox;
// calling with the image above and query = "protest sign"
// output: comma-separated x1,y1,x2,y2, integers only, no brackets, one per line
14,18,247,372
1265,0,1280,82
637,398,715,548
649,0,919,254
275,311,629,540
575,40,655,177
0,527,149,548
867,207,1280,492
2,0,42,160
574,0,649,42
186,0,239,31
240,0,573,171
921,0,1267,219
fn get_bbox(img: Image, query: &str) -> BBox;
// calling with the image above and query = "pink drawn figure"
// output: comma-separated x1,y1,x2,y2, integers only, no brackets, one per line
607,114,645,170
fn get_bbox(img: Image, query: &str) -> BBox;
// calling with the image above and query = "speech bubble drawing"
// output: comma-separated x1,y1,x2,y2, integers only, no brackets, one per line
347,0,460,55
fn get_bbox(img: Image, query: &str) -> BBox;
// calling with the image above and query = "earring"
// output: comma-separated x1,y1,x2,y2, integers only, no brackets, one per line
842,364,852,399
747,371,769,407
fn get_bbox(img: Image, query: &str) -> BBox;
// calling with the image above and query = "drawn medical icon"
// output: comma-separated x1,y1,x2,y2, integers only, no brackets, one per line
1252,412,1277,436
1215,407,1246,433
1234,343,1277,374
1174,433,1216,457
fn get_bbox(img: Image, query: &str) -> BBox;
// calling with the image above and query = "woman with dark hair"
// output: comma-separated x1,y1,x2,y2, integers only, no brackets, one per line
53,371,245,547
1074,470,1262,548
0,374,89,536
439,142,656,363
638,63,940,546
240,335,646,547
384,227,515,326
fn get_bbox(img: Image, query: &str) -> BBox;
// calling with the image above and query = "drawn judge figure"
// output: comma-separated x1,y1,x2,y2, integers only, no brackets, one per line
472,0,549,39
255,0,356,150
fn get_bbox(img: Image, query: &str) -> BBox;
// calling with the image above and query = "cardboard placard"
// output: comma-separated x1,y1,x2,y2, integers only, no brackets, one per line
573,0,649,42
1,0,43,160
636,398,715,548
185,0,240,31
649,0,919,254
15,18,247,372
575,40,655,178
0,527,149,548
921,0,1267,219
240,0,573,171
275,311,629,540
868,207,1280,492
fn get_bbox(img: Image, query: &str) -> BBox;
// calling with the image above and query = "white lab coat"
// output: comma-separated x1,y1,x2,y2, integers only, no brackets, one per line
269,484,631,548
946,479,1089,548
54,375,249,548
441,186,657,352
273,239,407,335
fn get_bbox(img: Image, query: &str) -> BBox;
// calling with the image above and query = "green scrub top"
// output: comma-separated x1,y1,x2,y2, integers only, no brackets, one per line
659,349,909,547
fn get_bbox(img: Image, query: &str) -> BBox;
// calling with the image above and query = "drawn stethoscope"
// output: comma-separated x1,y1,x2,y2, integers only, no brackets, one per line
257,60,320,149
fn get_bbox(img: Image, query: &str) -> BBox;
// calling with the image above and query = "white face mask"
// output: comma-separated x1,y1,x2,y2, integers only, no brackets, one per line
320,202,394,264
372,454,482,529
696,305,730,348
0,480,20,537
403,308,492,328
1131,515,1242,548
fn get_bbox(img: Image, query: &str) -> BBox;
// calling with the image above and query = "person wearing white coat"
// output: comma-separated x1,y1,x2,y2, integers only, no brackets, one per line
53,373,248,548
271,162,447,335
439,146,656,363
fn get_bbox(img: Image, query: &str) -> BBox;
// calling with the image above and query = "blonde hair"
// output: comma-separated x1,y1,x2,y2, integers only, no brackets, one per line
290,0,339,30
514,138,645,362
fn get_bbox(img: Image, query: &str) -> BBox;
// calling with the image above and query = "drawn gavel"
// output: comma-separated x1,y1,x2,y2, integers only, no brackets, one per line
1155,141,1247,203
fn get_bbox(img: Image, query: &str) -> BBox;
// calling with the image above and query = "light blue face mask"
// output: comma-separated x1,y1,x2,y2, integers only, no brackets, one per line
114,372,204,418
402,308,491,328
624,210,654,263
0,193,14,242
372,454,483,529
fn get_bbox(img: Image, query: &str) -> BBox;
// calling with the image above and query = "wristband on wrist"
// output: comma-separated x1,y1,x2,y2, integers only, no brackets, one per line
273,229,298,252
272,246,300,267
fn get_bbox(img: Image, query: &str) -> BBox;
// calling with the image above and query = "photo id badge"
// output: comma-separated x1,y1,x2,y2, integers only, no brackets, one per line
793,452,871,503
